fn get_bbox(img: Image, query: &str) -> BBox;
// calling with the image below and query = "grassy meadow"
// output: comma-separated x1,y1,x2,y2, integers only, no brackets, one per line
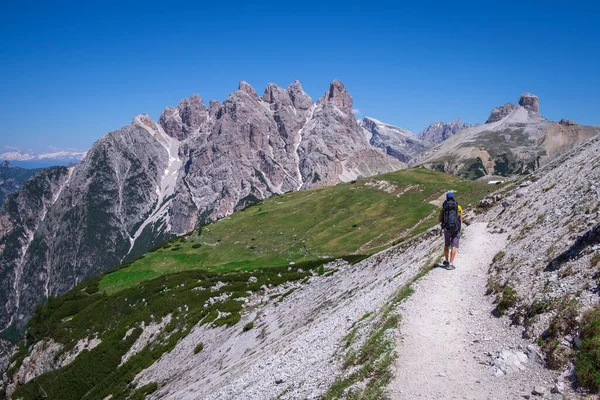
100,168,497,294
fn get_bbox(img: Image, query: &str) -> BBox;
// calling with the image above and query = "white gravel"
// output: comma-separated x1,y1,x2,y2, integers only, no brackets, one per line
390,222,556,399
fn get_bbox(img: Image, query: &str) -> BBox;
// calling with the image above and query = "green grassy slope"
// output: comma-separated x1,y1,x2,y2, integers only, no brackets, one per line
100,168,496,294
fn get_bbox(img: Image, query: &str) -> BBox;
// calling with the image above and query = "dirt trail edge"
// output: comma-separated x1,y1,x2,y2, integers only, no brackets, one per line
389,222,555,400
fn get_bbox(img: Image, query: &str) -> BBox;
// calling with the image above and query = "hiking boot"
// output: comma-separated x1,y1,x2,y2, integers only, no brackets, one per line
443,260,449,267
447,263,456,270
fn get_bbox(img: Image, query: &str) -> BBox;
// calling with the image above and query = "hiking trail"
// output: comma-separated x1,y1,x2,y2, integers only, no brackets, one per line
389,222,555,399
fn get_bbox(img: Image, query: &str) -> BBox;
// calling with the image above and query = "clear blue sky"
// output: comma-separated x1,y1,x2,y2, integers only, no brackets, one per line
1,1,599,153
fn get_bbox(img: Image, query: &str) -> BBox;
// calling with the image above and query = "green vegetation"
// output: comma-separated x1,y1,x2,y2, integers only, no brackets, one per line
492,251,505,263
324,258,439,399
193,343,204,354
130,382,158,400
7,169,496,399
100,168,495,294
542,298,580,370
242,322,254,332
576,305,600,392
456,157,488,180
11,266,313,400
495,285,519,316
592,252,600,268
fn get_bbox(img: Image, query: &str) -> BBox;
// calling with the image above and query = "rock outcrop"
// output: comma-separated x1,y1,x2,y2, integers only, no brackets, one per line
484,134,600,368
0,162,39,206
361,117,430,163
486,103,519,124
0,167,72,331
0,79,403,333
417,118,473,144
518,92,539,113
417,93,600,179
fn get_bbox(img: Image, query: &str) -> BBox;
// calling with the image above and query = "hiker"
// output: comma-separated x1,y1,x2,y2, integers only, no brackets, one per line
439,192,462,270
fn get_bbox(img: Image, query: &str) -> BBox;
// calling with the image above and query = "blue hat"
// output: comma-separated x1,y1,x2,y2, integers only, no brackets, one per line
446,192,455,199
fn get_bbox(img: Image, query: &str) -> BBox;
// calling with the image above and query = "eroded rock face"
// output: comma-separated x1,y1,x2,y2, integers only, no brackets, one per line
0,167,72,331
417,119,473,144
362,117,430,163
298,81,404,187
0,80,405,334
0,121,174,332
486,103,519,124
519,93,539,114
417,93,600,179
0,162,39,206
159,94,208,140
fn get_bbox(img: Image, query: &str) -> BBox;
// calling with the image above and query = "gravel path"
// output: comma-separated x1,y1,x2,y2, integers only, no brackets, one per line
389,222,557,400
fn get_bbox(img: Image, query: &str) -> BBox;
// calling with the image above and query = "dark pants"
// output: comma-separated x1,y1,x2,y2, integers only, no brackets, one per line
444,229,460,248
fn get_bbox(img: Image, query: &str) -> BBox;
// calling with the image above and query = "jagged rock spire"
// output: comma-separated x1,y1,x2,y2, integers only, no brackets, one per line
286,80,313,110
319,79,352,110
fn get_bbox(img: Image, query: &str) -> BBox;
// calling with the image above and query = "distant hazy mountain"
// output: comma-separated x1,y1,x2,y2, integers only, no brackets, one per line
0,161,41,205
0,151,86,169
416,93,600,179
359,117,431,164
0,79,404,333
417,118,473,144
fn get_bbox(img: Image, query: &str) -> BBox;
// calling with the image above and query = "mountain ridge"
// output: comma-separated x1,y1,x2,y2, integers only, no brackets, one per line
416,93,600,178
0,79,404,335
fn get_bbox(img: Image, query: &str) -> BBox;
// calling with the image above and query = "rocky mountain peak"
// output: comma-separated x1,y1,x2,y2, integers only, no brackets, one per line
519,92,539,113
133,113,157,129
238,81,259,98
0,160,11,168
208,100,222,118
262,83,291,107
486,102,519,124
486,93,540,124
286,80,313,110
417,118,473,144
177,94,207,128
319,79,352,110
158,94,209,140
360,117,429,164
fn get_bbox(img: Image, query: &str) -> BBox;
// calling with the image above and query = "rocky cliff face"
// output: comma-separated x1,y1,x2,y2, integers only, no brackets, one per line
486,103,519,124
360,117,430,164
417,93,600,179
518,92,539,113
0,80,403,334
417,118,473,144
483,134,600,371
0,167,72,332
0,162,40,206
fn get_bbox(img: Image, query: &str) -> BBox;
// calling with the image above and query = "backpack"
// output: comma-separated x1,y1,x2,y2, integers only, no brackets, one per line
442,199,460,233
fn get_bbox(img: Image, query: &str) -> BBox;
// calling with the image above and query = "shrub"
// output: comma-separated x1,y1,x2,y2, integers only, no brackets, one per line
592,253,600,268
243,322,254,332
192,243,202,249
576,305,600,391
492,251,505,264
131,382,158,400
543,299,580,370
318,265,325,276
194,343,204,354
496,285,518,316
